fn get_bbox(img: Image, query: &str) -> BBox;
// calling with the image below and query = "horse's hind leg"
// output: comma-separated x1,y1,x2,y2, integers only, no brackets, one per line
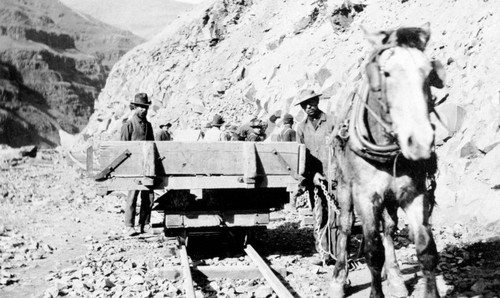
404,194,440,298
382,204,408,297
357,193,385,298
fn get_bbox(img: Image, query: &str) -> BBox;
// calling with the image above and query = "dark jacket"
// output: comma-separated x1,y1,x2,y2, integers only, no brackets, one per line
236,122,254,141
155,130,172,141
296,111,335,178
120,114,154,141
246,132,265,142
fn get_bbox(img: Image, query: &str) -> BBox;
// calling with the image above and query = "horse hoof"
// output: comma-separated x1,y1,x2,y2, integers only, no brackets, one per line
328,282,346,298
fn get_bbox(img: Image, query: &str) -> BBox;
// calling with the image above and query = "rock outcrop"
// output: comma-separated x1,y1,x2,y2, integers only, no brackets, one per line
0,0,143,147
85,0,500,230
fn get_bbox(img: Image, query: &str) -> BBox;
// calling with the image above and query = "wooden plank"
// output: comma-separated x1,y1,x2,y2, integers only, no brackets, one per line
142,142,156,177
179,245,196,298
255,142,302,177
243,142,257,185
298,143,306,176
157,265,287,280
99,141,244,176
245,245,294,298
101,175,298,191
165,213,269,228
97,141,304,177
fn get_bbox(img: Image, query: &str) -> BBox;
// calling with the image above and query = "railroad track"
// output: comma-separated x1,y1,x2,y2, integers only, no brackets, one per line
170,237,296,298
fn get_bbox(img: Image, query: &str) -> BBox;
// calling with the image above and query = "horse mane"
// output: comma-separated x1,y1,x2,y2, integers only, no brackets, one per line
393,27,430,51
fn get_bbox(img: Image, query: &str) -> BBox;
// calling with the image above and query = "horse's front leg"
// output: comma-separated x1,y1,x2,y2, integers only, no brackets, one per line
328,185,353,298
382,205,408,297
403,193,440,298
357,192,385,298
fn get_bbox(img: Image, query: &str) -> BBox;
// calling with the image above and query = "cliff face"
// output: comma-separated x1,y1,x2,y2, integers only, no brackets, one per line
0,0,144,147
84,0,500,230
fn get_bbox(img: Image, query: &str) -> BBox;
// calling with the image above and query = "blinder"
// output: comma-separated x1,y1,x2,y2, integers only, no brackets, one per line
429,60,446,89
365,48,446,92
366,61,381,92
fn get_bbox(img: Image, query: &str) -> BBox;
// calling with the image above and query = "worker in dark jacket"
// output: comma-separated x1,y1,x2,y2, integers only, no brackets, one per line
246,120,266,141
120,93,155,236
295,89,336,265
279,113,296,142
155,122,172,141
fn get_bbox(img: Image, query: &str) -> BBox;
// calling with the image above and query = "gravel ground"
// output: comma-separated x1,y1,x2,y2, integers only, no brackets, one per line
0,150,499,298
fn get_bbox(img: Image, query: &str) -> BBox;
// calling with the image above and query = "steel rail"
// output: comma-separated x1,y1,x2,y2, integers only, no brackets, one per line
244,244,294,298
179,244,196,298
176,237,294,298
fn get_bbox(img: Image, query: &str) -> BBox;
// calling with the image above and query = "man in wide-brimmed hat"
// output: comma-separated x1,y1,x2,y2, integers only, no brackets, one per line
295,89,336,265
120,92,155,236
203,114,226,142
155,122,172,141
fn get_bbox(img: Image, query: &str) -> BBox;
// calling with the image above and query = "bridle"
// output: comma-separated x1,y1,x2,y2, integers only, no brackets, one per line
353,45,403,158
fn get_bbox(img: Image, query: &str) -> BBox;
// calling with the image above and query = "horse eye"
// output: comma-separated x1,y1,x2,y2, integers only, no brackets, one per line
383,71,390,77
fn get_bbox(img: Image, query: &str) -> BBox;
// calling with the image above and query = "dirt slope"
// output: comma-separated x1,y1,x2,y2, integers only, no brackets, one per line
82,0,500,232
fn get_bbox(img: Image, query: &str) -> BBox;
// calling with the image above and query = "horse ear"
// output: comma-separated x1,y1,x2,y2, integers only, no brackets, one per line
418,22,431,49
361,25,391,47
429,60,446,89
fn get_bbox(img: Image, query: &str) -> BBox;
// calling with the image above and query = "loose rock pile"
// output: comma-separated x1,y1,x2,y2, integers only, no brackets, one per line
0,227,54,286
1,149,499,297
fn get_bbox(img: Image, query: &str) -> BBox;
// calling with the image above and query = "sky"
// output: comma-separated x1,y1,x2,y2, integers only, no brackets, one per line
60,0,205,39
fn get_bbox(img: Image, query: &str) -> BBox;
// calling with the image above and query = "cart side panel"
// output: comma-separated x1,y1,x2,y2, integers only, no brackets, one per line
97,141,305,180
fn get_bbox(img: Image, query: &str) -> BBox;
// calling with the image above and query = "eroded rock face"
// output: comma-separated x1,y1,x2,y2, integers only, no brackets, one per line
0,0,143,147
85,0,500,230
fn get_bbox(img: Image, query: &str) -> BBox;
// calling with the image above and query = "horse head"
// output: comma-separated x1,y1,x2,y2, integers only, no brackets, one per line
362,23,445,161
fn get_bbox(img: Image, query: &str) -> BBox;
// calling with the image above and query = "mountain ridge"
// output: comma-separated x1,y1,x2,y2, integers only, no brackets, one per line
0,0,144,147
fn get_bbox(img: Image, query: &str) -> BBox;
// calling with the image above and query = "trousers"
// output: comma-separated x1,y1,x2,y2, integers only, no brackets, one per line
308,185,338,259
124,190,154,227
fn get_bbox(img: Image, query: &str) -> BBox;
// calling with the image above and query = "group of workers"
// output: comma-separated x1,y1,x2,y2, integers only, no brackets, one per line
120,90,336,265
199,112,297,143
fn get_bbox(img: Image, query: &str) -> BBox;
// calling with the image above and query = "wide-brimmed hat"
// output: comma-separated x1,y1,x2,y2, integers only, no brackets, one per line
211,114,225,127
228,125,238,133
159,122,171,128
131,93,151,106
294,89,322,106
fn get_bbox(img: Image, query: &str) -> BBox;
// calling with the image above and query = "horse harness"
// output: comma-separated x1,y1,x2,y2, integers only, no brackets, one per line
334,44,441,213
336,44,443,164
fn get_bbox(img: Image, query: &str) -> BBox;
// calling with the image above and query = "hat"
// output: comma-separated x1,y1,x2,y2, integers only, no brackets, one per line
294,89,322,106
159,122,171,128
250,119,263,128
228,125,238,133
131,93,151,106
282,113,294,124
211,114,225,127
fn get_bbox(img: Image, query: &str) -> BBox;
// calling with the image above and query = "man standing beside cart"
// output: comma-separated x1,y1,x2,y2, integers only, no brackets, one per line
295,89,337,265
120,93,155,236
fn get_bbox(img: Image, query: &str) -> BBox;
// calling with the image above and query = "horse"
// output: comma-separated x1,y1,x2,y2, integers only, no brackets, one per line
328,23,446,298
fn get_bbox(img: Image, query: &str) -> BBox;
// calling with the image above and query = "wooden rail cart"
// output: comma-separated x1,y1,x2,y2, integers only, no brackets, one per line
88,141,306,239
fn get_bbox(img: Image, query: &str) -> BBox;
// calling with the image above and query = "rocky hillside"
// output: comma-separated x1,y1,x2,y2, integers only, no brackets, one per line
84,0,500,231
0,0,143,147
